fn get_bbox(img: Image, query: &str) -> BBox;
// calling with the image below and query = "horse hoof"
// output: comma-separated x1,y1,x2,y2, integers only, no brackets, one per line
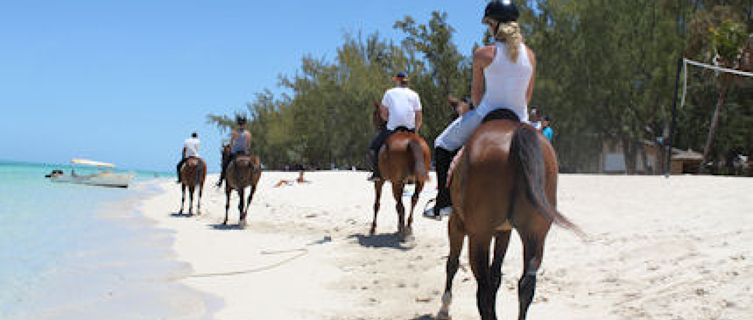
436,311,451,320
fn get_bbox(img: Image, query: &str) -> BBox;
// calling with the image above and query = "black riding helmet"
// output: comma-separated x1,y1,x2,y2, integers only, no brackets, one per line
483,0,519,24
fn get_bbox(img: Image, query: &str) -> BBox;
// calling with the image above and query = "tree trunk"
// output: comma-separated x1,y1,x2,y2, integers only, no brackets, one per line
700,83,730,173
621,136,637,175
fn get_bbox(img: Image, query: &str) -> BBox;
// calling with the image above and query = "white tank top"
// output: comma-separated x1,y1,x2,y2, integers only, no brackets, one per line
478,41,533,122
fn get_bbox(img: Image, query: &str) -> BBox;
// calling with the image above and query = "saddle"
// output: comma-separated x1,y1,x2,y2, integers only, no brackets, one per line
392,126,416,134
482,108,520,123
232,153,252,166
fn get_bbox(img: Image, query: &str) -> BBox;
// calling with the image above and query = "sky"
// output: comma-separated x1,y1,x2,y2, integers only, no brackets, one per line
0,0,490,172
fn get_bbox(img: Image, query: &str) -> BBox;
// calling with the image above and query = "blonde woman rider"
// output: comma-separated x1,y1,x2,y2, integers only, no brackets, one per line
424,0,536,219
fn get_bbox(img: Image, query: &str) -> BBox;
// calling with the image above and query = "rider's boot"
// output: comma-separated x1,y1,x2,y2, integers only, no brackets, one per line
367,149,381,181
423,147,455,219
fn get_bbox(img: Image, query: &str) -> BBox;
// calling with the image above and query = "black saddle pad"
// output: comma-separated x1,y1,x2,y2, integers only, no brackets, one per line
482,109,520,123
392,126,415,133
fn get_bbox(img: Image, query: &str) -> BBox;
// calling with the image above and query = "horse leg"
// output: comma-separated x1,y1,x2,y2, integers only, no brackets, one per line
197,184,203,215
490,231,512,317
243,184,255,221
437,214,465,320
222,188,230,225
188,186,195,216
469,234,496,320
179,184,186,214
371,180,385,235
238,188,246,226
406,180,423,236
391,181,406,241
517,230,546,320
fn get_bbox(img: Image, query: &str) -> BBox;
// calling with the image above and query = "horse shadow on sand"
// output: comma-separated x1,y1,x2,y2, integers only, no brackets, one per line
407,315,435,320
169,212,196,218
349,232,414,251
209,223,246,231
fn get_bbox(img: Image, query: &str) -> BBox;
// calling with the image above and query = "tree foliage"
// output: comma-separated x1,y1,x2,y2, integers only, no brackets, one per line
208,3,752,174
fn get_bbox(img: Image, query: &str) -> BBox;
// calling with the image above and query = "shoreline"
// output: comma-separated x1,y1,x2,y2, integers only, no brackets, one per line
137,172,753,320
3,177,220,320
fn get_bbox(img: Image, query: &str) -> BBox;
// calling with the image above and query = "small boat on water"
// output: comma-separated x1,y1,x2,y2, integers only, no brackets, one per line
46,158,134,188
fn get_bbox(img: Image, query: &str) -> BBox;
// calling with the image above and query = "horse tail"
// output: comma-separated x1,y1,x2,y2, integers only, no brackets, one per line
510,125,583,235
197,159,206,184
408,139,429,182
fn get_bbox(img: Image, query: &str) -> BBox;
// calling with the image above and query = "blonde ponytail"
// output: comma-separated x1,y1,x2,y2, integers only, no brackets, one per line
493,21,523,62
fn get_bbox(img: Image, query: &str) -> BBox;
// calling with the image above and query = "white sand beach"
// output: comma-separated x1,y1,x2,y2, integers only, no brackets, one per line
139,172,753,320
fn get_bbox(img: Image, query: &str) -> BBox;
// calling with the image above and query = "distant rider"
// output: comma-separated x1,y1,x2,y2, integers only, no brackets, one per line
217,116,252,187
368,71,423,181
176,132,200,183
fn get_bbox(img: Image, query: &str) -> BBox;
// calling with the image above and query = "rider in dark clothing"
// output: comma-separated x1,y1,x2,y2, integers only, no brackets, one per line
216,115,252,187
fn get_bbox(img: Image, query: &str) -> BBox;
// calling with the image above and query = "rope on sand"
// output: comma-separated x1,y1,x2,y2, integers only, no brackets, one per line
188,247,310,278
187,236,332,278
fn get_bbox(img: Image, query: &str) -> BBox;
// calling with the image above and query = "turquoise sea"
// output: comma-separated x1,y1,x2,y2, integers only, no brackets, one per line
0,161,217,319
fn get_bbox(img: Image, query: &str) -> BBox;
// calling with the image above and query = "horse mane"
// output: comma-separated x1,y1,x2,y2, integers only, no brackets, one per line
372,102,386,130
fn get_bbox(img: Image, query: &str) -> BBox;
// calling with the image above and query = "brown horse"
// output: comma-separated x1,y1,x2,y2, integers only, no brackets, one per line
371,103,431,241
221,145,262,226
436,108,582,320
179,157,207,216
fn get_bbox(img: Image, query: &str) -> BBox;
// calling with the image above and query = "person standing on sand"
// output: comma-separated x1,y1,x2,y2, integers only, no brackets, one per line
368,71,423,181
542,116,553,142
176,132,200,183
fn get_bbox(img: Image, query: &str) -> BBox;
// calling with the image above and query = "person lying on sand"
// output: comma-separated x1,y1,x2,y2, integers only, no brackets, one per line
273,171,310,187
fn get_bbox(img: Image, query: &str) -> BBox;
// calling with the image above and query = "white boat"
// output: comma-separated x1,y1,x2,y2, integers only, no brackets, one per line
48,158,135,188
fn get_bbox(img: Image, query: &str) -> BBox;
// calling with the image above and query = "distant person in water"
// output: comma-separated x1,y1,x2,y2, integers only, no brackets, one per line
217,116,252,187
176,132,200,183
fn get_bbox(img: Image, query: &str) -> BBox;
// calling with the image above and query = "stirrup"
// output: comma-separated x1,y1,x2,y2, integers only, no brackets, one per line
367,172,381,182
422,199,452,220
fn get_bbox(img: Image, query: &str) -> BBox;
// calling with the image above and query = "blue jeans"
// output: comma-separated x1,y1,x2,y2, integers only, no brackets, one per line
434,108,486,151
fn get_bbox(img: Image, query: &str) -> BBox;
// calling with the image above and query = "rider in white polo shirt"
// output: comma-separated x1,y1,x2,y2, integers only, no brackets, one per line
368,71,423,181
176,132,200,183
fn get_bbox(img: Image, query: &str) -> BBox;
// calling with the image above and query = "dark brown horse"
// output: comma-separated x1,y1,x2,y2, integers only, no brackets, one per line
179,157,207,216
371,103,431,241
221,145,262,226
436,105,582,320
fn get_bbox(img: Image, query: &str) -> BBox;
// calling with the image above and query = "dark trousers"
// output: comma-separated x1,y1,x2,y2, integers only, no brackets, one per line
176,157,187,180
434,148,456,210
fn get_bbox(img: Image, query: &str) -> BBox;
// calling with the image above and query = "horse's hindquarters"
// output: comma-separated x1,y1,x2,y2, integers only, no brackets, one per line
380,133,430,182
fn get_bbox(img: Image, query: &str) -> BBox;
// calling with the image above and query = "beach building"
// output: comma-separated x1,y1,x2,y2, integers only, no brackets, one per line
599,139,703,175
